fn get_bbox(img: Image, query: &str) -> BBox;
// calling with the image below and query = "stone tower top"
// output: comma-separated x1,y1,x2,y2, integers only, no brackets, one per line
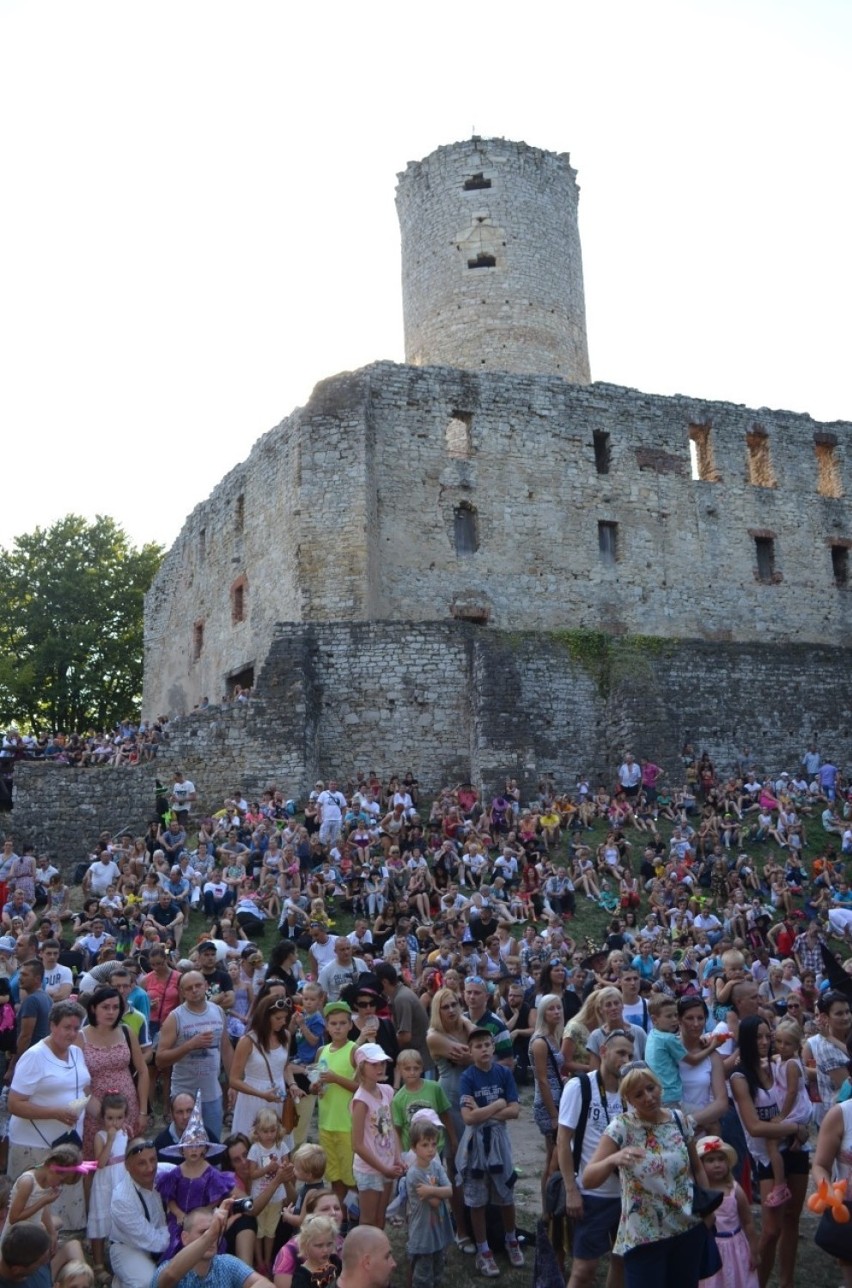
395,137,591,382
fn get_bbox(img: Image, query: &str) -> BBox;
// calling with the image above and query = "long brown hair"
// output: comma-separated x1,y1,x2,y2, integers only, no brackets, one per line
249,992,289,1052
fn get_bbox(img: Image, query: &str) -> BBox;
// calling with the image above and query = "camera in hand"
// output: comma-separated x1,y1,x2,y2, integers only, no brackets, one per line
231,1198,254,1215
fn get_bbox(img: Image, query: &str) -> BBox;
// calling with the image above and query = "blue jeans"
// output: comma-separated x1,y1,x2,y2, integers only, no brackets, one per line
201,1096,223,1140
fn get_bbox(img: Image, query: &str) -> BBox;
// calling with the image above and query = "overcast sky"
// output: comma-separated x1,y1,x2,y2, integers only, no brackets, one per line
3,0,850,552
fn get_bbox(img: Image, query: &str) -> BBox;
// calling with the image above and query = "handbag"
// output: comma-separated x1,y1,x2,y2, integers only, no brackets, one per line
815,1203,852,1260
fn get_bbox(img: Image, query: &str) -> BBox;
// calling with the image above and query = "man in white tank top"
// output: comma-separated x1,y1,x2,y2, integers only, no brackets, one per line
154,972,231,1139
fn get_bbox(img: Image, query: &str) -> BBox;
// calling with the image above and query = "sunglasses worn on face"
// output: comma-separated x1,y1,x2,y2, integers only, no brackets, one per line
356,999,377,1008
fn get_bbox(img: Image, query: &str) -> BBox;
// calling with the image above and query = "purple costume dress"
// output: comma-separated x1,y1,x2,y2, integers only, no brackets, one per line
156,1164,236,1259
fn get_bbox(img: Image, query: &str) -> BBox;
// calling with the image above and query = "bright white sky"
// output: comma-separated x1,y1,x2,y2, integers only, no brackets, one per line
3,0,850,553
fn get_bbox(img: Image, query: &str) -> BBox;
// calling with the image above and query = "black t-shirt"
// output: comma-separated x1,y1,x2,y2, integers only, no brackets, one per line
201,966,232,1001
151,901,182,929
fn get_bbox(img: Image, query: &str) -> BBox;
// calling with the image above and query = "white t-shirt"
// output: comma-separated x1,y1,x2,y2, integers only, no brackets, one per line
9,1042,89,1147
43,963,73,997
558,1073,623,1197
88,860,121,895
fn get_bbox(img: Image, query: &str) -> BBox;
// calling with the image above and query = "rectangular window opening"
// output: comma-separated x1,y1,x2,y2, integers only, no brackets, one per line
755,536,776,584
467,253,496,269
832,545,849,587
816,441,843,498
199,527,206,561
192,622,204,661
454,505,479,556
598,520,618,566
746,427,777,488
463,173,492,191
593,430,611,475
235,493,245,533
688,423,720,482
446,411,473,459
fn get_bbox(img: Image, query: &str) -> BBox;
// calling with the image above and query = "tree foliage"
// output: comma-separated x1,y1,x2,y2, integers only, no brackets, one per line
0,515,164,733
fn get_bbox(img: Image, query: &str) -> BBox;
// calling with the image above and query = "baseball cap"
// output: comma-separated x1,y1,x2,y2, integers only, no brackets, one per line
198,940,217,952
354,1043,390,1065
323,1000,352,1017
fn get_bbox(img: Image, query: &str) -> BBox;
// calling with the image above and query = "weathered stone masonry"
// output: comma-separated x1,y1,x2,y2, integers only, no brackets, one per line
14,629,852,864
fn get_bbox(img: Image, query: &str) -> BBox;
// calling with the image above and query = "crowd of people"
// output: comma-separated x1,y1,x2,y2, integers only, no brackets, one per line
1,746,852,1288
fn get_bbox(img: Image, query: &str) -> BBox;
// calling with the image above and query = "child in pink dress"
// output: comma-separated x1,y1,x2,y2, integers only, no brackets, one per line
696,1136,759,1288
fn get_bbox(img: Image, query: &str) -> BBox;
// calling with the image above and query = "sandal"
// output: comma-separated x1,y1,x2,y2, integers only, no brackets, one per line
455,1236,477,1254
764,1184,792,1207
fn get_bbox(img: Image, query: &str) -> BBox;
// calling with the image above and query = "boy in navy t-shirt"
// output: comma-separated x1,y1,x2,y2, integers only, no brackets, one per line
457,1028,523,1276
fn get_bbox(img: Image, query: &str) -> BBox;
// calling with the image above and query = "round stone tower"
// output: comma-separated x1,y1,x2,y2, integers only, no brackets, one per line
395,137,591,381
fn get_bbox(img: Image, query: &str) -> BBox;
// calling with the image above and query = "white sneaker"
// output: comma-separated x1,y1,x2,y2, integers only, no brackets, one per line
476,1251,500,1277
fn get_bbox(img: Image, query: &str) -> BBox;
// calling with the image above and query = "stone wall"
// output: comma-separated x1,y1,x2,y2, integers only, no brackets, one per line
143,360,852,721
22,623,852,867
395,138,591,381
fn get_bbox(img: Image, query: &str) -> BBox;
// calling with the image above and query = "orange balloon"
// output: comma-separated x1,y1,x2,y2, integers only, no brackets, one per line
834,1203,850,1223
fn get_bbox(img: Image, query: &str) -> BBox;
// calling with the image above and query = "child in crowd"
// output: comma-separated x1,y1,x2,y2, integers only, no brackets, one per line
272,1190,344,1288
288,984,327,1149
765,1020,813,1207
316,1001,358,1207
157,1093,234,1259
87,1092,130,1278
406,1117,454,1288
279,1143,328,1232
247,1107,292,1272
292,1214,342,1288
457,1028,524,1275
0,977,16,1084
645,995,724,1107
351,1043,404,1229
695,1135,759,1287
55,1264,95,1288
391,1049,455,1154
7,1143,86,1278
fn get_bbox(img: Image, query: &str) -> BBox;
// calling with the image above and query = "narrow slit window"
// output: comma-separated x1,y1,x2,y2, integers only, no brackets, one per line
235,494,245,533
593,431,611,475
755,537,776,584
816,440,843,497
598,521,618,565
467,253,496,269
193,621,204,661
688,424,720,482
454,505,479,555
446,412,473,459
463,173,492,191
746,427,777,487
199,528,206,561
832,545,849,587
231,576,248,623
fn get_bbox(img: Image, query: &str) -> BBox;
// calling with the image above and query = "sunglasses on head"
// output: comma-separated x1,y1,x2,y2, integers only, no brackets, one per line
126,1140,156,1158
269,998,290,1012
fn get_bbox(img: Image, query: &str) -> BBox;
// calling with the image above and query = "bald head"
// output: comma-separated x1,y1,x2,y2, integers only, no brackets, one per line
340,1226,396,1288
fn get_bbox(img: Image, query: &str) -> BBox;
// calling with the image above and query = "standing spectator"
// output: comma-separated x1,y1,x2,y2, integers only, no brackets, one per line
373,962,432,1071
557,1029,635,1288
38,940,73,1002
317,781,347,849
7,1000,90,1232
618,754,642,799
156,970,232,1139
169,771,197,824
143,946,182,1042
10,960,51,1082
318,939,369,1003
640,759,663,804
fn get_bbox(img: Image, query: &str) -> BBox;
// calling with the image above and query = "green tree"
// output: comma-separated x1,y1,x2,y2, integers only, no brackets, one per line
0,515,164,733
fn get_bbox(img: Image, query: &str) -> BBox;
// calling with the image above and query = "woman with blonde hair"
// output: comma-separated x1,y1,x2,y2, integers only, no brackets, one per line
529,993,565,1202
426,985,476,1254
583,1062,711,1288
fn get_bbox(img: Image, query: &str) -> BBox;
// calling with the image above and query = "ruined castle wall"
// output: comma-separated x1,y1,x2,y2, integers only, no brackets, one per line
143,361,852,721
396,138,590,381
16,625,852,867
143,413,303,719
362,364,852,641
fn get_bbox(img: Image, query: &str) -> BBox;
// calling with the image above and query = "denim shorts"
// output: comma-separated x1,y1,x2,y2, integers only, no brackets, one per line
571,1195,621,1260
